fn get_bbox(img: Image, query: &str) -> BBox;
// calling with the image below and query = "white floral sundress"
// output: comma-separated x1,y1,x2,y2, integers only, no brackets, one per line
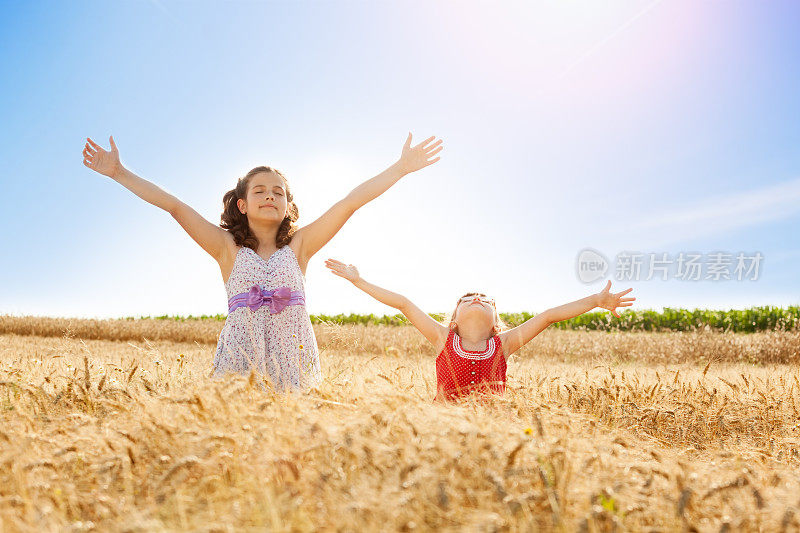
211,244,322,392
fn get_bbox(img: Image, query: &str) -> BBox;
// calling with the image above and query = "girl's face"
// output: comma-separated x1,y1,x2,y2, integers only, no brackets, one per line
453,294,497,329
238,171,288,222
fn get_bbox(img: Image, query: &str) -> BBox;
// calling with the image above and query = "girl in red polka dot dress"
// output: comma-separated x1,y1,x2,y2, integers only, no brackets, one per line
81,132,443,392
324,260,635,402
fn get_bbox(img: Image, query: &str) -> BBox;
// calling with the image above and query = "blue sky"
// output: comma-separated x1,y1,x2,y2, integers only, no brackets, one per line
1,0,798,319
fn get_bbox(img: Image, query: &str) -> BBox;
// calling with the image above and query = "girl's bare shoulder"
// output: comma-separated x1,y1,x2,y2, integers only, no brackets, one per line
288,233,308,274
433,329,452,357
220,233,239,262
496,331,515,361
218,234,241,284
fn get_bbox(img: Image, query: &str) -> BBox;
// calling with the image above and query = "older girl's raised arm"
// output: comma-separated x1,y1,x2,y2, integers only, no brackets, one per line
292,133,443,268
83,136,232,263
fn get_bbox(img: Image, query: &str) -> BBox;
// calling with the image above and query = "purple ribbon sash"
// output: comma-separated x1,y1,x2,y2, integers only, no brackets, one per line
228,285,305,314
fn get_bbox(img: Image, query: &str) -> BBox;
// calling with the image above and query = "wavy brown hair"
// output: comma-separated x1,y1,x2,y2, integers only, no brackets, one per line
220,166,299,251
444,292,508,336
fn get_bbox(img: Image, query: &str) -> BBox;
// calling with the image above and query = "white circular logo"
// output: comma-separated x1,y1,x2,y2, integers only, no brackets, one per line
576,248,608,283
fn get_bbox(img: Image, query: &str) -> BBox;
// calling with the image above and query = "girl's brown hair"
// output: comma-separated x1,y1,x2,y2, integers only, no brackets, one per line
444,292,508,336
220,166,299,250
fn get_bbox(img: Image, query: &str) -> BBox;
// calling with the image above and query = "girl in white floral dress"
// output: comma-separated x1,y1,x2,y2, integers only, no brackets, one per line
82,132,444,392
215,244,318,391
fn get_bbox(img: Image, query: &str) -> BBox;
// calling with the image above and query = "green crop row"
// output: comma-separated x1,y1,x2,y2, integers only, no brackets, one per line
126,305,800,333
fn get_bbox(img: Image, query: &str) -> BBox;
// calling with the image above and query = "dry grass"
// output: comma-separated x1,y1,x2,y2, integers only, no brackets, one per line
1,319,800,531
3,315,800,364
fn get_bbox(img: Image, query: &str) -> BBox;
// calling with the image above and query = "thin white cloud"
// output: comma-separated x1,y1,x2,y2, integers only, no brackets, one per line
628,177,800,247
554,0,665,85
149,0,183,26
645,177,800,227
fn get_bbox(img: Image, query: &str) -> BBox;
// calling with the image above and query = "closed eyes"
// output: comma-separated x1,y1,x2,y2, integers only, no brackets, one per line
253,187,285,196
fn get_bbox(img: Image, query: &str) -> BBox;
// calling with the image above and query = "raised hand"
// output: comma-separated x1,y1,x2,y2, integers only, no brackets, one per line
596,280,636,318
397,132,443,174
83,136,122,178
324,259,361,283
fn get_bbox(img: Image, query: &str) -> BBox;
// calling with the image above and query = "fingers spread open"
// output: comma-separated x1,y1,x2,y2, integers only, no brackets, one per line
324,262,345,273
427,145,443,157
424,139,442,152
86,138,101,150
413,135,435,150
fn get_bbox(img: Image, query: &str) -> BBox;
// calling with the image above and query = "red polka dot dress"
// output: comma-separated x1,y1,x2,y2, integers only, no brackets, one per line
211,245,322,392
434,330,506,402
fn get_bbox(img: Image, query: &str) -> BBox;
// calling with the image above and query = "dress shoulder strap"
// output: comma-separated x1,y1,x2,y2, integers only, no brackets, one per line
444,329,456,352
490,334,505,363
492,333,503,350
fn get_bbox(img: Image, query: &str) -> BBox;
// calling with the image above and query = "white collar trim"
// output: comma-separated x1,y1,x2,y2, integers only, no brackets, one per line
453,332,495,360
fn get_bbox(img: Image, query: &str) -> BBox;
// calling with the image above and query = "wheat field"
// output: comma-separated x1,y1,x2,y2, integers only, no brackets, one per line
1,317,800,532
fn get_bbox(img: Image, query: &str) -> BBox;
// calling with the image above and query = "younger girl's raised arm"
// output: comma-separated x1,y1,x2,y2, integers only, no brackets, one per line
325,259,449,348
500,280,635,357
293,133,443,267
83,136,231,263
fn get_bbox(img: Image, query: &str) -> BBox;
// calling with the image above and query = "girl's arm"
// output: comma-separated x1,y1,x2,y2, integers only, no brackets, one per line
500,280,635,357
325,259,449,348
83,136,232,263
294,133,443,266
